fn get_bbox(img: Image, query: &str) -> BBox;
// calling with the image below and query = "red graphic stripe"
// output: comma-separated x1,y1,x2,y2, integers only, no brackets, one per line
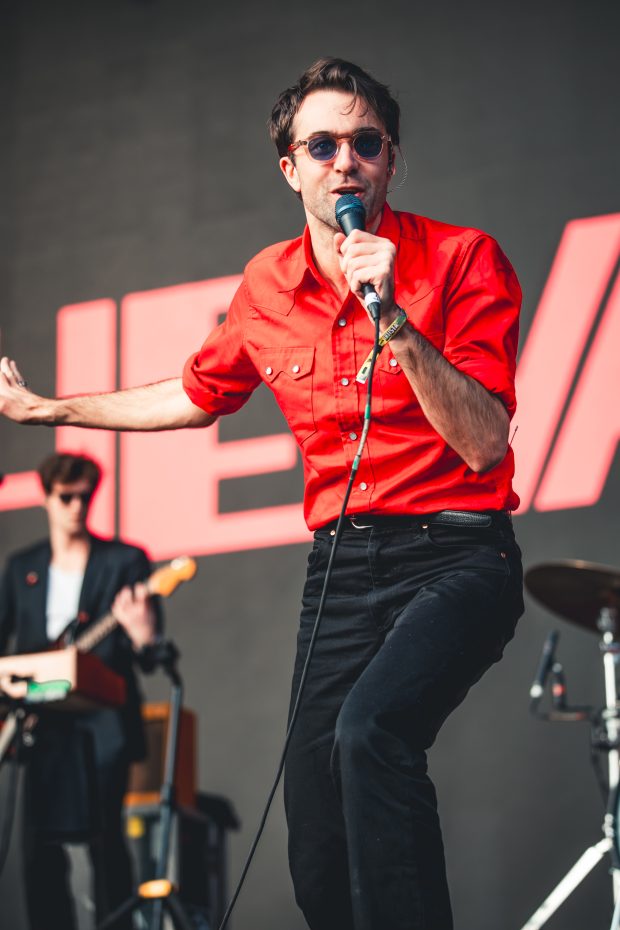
514,213,620,511
534,269,620,510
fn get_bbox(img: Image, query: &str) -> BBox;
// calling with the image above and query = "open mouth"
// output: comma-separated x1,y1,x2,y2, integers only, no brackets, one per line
332,187,364,196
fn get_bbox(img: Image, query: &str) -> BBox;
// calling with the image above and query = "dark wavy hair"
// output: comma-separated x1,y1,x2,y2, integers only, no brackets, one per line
38,452,102,495
268,58,400,157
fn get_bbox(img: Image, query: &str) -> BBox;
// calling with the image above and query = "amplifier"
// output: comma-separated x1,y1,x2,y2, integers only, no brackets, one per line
125,702,197,809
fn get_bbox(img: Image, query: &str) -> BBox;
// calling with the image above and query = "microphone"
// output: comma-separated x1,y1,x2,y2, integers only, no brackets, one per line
335,194,381,322
529,631,559,703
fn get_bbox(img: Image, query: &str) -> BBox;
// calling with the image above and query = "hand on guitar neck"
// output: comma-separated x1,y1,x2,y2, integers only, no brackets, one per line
109,556,197,651
112,581,157,650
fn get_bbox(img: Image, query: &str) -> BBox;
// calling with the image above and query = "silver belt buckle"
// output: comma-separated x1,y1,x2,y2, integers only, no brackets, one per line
349,515,374,530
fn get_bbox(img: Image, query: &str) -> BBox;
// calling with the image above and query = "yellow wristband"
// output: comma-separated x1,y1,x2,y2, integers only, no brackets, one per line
380,308,408,344
356,308,408,384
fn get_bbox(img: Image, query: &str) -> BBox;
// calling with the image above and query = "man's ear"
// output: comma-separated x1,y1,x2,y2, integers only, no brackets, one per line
387,143,396,177
279,156,301,193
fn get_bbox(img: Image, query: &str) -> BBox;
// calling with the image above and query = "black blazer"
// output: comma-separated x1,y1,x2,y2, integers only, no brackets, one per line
0,534,160,839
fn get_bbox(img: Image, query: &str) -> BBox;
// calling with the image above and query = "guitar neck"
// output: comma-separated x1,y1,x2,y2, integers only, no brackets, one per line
75,611,117,653
71,557,196,654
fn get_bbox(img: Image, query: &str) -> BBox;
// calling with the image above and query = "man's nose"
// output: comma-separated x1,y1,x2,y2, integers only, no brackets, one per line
333,141,358,172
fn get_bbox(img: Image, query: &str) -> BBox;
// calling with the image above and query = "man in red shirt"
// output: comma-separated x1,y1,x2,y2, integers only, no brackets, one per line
1,58,523,930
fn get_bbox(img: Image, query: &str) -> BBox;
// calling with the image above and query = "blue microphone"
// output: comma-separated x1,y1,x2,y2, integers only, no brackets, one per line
335,194,381,322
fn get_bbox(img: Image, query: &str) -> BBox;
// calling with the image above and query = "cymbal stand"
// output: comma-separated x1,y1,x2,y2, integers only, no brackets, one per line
520,607,620,930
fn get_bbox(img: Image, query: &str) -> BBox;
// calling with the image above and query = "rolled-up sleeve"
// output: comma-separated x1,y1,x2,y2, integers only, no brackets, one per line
182,280,262,417
443,235,521,417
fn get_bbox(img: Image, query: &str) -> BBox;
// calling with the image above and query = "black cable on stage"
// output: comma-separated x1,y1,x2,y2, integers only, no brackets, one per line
217,312,382,930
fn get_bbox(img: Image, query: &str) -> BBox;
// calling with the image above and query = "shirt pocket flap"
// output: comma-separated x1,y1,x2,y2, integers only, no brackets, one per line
377,329,444,377
258,346,315,383
377,349,402,375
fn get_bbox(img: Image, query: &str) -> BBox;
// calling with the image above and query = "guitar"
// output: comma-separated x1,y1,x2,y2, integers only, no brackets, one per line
0,556,197,764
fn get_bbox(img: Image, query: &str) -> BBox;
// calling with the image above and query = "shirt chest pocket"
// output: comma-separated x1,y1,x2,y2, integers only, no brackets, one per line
258,346,317,444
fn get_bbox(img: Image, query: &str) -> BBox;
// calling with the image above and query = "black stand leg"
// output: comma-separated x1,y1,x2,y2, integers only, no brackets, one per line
97,640,196,930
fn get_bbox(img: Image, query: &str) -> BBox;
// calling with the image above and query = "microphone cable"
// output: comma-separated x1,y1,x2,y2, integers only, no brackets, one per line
217,311,382,930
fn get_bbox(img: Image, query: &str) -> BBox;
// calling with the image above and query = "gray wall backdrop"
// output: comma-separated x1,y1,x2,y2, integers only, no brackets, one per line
1,1,619,928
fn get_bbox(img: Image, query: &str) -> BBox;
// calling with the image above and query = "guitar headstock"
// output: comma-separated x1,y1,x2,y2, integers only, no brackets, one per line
148,557,197,598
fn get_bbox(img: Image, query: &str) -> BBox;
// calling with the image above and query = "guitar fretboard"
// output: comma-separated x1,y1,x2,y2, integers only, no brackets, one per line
75,612,118,653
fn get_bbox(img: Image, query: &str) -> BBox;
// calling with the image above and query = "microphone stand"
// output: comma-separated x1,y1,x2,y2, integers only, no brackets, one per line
0,688,34,880
97,639,194,930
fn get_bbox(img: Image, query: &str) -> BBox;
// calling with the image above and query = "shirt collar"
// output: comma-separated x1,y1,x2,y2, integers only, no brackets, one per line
374,202,401,249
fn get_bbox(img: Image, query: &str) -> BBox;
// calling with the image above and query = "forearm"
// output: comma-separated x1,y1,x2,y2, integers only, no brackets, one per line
389,324,510,473
5,377,215,431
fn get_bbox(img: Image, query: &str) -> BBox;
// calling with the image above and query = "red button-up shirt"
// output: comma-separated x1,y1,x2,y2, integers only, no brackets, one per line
183,205,521,530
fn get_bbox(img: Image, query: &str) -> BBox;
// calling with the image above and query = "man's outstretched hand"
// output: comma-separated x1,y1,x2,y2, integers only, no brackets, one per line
0,356,40,424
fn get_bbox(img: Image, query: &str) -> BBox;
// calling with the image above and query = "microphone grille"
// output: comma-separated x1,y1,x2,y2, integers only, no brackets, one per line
335,193,366,226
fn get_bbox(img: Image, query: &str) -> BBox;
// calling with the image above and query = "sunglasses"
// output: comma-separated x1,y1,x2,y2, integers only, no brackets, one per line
288,130,389,163
57,491,94,506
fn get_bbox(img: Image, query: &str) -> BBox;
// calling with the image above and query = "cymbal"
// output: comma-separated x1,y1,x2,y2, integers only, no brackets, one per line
525,560,620,633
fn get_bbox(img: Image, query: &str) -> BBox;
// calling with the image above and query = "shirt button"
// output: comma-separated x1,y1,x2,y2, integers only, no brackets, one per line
359,482,368,491
292,364,300,373
341,378,350,386
338,318,347,327
389,358,398,367
349,432,358,441
265,366,273,375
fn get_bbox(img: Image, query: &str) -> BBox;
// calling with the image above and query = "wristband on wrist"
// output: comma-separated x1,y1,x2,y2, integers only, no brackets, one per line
380,307,408,343
356,307,408,384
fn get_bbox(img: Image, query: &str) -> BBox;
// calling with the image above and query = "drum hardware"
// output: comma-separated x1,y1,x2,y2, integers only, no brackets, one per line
520,560,620,930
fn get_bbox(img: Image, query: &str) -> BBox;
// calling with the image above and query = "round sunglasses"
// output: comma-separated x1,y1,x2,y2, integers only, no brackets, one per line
288,130,389,163
56,491,94,506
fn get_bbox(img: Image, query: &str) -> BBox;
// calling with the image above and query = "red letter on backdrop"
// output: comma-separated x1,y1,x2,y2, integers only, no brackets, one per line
514,213,620,511
119,278,310,560
534,271,620,510
0,299,116,532
55,300,117,536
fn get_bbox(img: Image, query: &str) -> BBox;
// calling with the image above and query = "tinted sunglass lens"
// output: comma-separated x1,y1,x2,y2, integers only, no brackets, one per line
59,492,92,505
354,132,383,159
307,135,338,161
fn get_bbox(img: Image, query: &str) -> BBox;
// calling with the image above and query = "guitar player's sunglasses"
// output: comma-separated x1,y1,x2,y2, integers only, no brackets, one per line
57,491,94,506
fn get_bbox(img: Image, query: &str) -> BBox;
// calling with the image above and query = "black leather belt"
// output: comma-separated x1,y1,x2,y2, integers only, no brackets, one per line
322,510,512,533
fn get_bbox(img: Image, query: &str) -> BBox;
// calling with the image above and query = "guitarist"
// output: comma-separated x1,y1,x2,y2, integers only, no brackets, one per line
0,451,160,930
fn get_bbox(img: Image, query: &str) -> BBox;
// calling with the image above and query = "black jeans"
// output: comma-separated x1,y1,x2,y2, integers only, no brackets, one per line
284,514,523,930
23,741,133,930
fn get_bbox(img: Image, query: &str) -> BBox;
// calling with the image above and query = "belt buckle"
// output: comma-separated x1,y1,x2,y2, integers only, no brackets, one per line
349,515,374,530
